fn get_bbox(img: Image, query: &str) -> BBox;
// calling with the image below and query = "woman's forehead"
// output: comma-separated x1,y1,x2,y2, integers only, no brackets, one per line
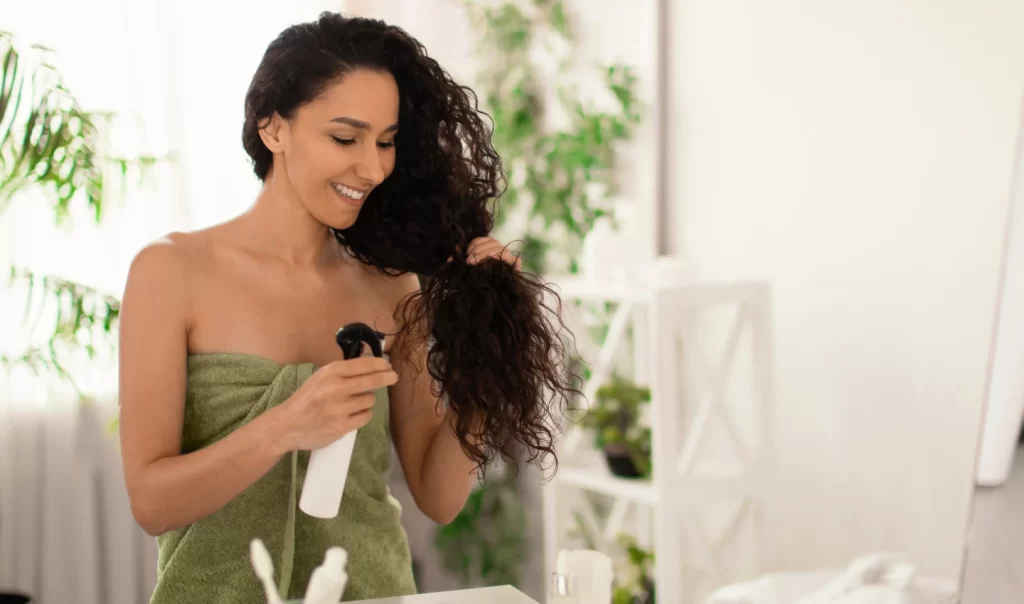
306,69,400,130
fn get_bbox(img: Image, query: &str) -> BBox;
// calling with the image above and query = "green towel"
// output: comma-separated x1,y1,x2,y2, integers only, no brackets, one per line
150,353,417,603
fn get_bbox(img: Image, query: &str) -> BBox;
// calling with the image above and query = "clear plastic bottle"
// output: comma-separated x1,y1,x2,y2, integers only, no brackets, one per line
549,571,578,604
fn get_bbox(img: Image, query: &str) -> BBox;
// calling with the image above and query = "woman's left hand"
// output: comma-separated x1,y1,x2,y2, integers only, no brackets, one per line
467,237,521,271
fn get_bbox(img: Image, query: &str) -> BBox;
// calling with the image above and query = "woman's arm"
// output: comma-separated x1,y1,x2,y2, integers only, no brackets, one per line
386,273,478,525
118,240,293,536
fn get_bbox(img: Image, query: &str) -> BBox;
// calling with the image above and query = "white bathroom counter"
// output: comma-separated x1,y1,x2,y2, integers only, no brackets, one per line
350,585,539,603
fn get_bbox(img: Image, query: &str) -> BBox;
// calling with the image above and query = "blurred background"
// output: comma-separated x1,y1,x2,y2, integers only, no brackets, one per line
2,1,1024,602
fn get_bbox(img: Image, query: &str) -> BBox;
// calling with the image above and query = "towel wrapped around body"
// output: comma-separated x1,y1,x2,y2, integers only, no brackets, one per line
150,353,417,603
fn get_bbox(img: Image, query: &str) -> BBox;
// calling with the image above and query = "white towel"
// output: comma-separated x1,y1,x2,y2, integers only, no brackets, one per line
706,553,958,604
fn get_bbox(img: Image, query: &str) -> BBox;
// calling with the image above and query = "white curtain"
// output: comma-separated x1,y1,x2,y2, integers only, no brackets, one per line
0,1,343,601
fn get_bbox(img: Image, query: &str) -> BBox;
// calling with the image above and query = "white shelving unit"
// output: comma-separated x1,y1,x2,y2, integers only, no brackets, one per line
541,266,775,604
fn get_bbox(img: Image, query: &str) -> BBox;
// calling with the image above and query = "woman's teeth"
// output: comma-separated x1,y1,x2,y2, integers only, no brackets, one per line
333,183,365,200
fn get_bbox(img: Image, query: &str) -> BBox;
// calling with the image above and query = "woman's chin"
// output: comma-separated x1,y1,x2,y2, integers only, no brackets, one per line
313,207,360,232
328,218,357,231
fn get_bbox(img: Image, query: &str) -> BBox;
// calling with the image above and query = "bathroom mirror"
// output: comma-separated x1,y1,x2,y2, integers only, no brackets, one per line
2,2,1023,603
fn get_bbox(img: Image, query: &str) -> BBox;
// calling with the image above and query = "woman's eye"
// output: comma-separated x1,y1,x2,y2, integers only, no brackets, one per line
378,141,396,149
331,136,356,146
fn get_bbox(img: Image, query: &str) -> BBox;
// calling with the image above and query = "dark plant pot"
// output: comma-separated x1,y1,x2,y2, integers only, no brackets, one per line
603,445,645,478
634,576,655,604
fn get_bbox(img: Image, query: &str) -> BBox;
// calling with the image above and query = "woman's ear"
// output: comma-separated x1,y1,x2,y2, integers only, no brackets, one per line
257,113,287,153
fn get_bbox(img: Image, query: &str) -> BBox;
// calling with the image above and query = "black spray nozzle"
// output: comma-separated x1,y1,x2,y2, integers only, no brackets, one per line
335,323,385,360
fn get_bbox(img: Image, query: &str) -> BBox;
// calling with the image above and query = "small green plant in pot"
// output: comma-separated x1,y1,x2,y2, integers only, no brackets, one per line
612,534,656,604
582,375,652,479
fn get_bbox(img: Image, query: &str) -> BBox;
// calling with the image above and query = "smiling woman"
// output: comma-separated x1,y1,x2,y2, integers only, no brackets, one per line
115,11,578,604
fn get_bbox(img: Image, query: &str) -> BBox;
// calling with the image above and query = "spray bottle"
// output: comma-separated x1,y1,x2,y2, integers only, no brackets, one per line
298,323,385,518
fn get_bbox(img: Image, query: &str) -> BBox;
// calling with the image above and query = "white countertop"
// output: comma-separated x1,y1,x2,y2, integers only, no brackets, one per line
350,585,539,603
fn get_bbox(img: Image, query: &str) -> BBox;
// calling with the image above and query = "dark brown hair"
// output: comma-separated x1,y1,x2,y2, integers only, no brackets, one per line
241,12,579,474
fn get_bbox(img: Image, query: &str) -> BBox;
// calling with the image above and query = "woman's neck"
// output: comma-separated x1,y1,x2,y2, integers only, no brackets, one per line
239,174,340,268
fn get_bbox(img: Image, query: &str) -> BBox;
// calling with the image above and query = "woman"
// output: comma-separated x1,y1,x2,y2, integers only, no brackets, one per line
117,12,576,603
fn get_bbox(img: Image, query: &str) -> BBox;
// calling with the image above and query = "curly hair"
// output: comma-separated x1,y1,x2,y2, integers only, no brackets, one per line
241,12,580,475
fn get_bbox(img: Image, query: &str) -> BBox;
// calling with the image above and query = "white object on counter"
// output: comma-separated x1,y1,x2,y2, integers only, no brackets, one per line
554,549,613,604
302,546,349,604
548,549,578,603
300,431,358,518
249,538,284,604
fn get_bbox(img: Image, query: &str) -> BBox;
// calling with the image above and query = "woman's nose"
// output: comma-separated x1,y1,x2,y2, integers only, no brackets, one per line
356,147,386,184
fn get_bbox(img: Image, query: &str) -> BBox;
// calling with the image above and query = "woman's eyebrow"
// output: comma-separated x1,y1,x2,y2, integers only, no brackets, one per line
330,116,399,132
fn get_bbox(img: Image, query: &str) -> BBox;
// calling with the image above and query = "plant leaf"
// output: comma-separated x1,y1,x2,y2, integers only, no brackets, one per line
0,31,110,225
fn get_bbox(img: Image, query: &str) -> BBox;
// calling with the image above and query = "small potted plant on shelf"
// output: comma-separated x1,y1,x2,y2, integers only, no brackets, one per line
612,534,656,604
582,374,652,479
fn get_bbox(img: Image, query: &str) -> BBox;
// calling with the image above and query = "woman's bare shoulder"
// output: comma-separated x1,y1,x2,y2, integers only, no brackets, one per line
128,225,234,275
122,229,235,317
128,233,189,278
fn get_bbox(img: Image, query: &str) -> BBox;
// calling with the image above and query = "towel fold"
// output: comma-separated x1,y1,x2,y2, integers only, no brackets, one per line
705,552,958,604
150,353,416,603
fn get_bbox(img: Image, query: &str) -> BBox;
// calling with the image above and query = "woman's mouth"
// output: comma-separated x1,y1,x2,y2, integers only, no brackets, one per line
332,183,367,207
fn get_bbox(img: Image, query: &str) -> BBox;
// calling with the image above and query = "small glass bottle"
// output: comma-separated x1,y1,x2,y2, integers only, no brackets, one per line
549,570,578,604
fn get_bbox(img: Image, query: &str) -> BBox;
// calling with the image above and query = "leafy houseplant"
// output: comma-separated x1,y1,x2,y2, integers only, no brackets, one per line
0,30,159,388
582,374,652,479
463,0,641,275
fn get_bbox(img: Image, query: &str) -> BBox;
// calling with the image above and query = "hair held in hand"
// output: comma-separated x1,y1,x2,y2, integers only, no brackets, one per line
241,12,581,475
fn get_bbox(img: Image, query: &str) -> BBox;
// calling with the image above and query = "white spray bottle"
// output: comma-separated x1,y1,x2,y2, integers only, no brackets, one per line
299,323,385,518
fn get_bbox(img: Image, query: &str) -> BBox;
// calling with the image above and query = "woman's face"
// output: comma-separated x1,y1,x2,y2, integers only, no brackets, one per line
271,68,399,230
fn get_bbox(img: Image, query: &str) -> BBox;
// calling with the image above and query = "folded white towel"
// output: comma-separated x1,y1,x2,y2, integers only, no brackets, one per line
706,553,958,604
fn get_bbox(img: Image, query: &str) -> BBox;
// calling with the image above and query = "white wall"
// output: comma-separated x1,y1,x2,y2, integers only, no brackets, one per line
668,0,1024,579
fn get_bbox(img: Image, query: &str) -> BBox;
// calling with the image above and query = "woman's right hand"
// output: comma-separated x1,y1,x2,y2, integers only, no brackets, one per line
274,356,398,452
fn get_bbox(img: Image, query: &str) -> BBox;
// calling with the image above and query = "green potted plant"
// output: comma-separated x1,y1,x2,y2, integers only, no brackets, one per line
582,374,652,479
461,0,641,275
612,534,655,604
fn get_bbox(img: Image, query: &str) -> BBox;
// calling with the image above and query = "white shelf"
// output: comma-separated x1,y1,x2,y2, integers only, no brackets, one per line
543,274,654,303
555,462,657,505
555,459,760,505
541,268,775,604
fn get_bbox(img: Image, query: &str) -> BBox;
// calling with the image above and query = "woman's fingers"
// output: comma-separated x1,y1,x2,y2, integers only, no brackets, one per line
466,237,520,269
